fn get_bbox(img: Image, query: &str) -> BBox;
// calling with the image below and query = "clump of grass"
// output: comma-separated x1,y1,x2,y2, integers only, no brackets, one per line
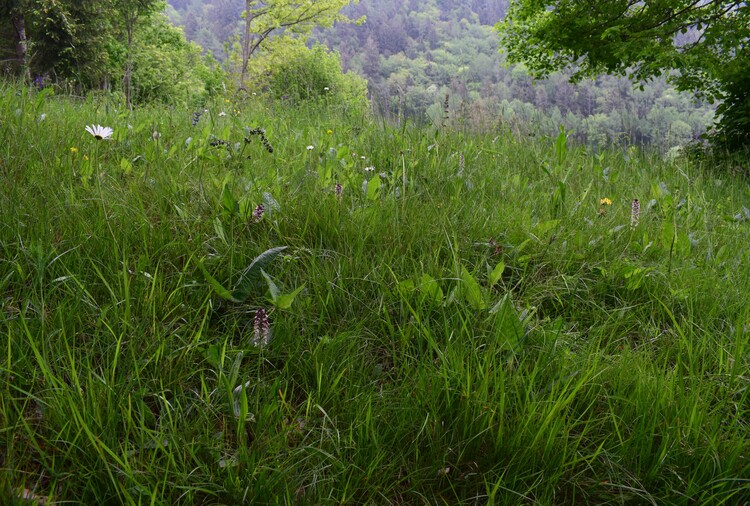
1,83,749,504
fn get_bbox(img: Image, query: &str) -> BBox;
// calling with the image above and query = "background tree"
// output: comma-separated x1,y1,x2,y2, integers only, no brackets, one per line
24,0,113,89
497,0,750,149
237,0,361,87
0,0,31,80
112,0,164,108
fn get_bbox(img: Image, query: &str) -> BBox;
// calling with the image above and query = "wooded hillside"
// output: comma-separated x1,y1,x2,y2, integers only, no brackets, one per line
167,0,714,148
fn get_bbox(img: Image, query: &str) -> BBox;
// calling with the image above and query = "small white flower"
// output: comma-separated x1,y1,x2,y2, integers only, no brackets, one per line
152,131,161,140
360,156,366,160
218,111,226,117
39,113,47,122
364,166,375,172
85,124,113,140
324,87,330,91
306,145,314,151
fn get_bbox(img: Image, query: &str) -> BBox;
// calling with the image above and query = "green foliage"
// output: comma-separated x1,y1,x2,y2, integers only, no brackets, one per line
2,83,750,504
126,15,223,105
26,0,114,87
0,1,222,106
246,37,368,116
497,0,750,150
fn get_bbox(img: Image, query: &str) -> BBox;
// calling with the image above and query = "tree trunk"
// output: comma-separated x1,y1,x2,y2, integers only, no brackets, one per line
240,0,252,87
11,13,30,82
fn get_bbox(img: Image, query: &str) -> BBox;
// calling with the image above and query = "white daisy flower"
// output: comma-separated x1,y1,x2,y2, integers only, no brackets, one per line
306,145,314,151
218,111,226,117
85,124,113,140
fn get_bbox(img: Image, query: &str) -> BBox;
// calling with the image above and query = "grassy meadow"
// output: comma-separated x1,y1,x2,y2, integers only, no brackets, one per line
1,84,750,504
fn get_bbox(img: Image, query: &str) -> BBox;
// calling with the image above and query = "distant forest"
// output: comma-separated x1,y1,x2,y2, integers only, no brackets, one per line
166,0,716,150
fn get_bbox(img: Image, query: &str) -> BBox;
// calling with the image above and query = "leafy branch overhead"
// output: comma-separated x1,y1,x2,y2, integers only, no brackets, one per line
497,0,750,148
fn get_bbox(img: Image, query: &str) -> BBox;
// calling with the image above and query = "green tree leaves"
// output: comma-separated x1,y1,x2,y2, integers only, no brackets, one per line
497,0,750,149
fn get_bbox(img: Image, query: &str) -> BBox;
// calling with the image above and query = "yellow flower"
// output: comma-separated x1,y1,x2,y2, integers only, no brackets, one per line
225,98,230,103
599,198,612,206
326,129,333,135
70,147,78,154
83,155,89,161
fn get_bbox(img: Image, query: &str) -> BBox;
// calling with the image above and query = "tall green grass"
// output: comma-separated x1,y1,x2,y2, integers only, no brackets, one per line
1,84,749,504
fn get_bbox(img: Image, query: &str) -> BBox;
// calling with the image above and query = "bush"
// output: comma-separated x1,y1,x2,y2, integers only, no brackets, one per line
246,37,369,116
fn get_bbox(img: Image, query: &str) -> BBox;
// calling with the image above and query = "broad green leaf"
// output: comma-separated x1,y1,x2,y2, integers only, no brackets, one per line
661,221,674,248
676,231,691,257
220,184,238,215
198,259,237,301
535,219,560,235
120,157,132,174
489,261,505,286
204,344,222,368
397,278,416,297
419,274,444,305
275,284,306,310
214,217,227,245
366,175,381,201
261,269,280,301
232,246,288,301
461,266,486,310
488,294,524,349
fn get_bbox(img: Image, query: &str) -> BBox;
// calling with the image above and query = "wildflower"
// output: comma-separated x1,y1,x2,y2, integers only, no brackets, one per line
70,147,78,154
39,113,47,122
225,98,230,103
253,307,270,346
324,87,330,92
209,138,230,148
334,182,343,198
83,155,89,161
364,166,375,173
218,111,226,117
85,124,113,140
251,204,265,222
599,198,612,206
244,127,273,153
307,145,314,151
191,111,203,126
360,156,366,160
631,199,641,227
326,129,333,135
152,131,161,140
